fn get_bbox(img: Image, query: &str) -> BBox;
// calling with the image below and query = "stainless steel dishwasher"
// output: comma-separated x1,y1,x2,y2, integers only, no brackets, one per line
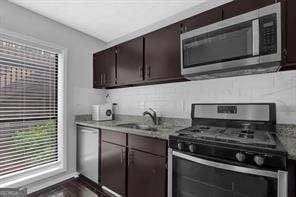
77,126,100,184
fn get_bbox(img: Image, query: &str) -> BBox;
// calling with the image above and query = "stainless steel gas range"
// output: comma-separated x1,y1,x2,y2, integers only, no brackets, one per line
168,103,288,197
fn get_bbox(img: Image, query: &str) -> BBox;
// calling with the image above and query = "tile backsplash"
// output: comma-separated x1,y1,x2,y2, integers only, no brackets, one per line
107,71,296,124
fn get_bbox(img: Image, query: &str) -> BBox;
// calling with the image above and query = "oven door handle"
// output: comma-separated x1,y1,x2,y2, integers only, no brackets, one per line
173,150,278,178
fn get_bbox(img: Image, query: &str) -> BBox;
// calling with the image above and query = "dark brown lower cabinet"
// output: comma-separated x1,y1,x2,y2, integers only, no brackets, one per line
288,159,296,197
101,132,167,197
127,149,166,197
101,141,126,196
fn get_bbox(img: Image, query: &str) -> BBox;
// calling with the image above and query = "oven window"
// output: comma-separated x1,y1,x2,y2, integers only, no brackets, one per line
173,156,277,197
182,21,254,68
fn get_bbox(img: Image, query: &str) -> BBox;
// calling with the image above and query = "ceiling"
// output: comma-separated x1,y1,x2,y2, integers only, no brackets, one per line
9,0,225,43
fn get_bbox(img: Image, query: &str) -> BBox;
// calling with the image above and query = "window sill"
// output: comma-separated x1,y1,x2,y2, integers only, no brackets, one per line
0,162,66,188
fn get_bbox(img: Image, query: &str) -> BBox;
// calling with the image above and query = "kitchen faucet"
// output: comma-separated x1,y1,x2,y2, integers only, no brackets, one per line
143,108,158,126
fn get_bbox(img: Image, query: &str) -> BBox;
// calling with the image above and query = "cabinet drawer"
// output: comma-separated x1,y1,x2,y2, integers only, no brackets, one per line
101,130,127,146
128,134,167,157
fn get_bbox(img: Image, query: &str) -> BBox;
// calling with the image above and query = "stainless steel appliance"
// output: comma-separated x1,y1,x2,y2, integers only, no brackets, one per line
77,126,100,184
181,3,282,80
168,103,288,197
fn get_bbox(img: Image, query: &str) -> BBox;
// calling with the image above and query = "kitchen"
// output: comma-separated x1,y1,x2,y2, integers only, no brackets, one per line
0,0,295,197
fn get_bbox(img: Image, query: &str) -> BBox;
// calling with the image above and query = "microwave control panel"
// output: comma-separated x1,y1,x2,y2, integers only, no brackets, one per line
260,13,278,55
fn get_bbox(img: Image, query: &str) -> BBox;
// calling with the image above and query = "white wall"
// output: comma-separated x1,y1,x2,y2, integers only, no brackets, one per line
0,0,106,191
108,71,296,124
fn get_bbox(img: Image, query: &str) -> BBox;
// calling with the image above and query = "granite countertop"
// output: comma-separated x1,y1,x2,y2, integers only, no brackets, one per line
277,124,296,161
75,119,189,140
75,115,296,160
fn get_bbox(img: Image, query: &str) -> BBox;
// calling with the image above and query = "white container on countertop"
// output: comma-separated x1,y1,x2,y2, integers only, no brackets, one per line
92,103,113,121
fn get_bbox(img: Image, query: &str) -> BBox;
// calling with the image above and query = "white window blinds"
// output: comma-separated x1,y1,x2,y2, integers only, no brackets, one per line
0,39,58,177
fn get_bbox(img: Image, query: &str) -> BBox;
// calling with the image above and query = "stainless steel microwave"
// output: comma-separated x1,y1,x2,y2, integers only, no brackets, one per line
181,3,282,80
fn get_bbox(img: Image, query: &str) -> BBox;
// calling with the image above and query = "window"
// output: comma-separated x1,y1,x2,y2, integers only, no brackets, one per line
0,38,60,178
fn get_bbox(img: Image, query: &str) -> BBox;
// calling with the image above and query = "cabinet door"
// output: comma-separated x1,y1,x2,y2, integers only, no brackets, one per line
93,52,105,88
182,7,222,32
287,0,296,64
117,37,144,85
128,149,166,197
93,48,116,88
103,48,116,87
222,0,276,20
101,141,126,196
145,23,181,81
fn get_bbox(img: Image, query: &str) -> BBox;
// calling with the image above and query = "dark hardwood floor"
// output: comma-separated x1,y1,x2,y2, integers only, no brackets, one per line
28,178,108,197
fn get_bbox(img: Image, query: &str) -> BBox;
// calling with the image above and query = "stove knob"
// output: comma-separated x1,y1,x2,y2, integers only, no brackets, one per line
189,144,197,153
254,155,265,166
177,142,184,151
235,152,246,162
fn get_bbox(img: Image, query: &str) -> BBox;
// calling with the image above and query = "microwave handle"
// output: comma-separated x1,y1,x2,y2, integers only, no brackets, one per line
253,19,260,56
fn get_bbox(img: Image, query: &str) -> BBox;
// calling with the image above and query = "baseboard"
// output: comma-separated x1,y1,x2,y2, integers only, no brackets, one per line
27,172,79,194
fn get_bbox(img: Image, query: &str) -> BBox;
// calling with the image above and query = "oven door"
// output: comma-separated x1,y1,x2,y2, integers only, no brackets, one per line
168,149,288,197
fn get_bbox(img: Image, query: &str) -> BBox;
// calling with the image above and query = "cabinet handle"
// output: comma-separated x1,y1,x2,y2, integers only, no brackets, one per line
128,151,134,167
103,73,106,85
146,66,151,78
120,149,124,164
100,74,103,85
138,66,143,77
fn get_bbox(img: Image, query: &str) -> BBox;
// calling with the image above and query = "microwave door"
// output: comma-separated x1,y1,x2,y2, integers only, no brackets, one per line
181,20,260,75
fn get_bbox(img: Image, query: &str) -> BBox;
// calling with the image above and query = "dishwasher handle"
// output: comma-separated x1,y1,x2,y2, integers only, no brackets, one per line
77,126,99,134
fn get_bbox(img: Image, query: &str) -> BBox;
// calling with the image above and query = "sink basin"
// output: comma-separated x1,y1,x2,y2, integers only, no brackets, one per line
117,123,158,131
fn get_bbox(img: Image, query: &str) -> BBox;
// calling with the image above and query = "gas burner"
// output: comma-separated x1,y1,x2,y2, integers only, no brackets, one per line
184,125,211,133
175,126,277,148
238,133,254,139
178,133,193,137
198,126,210,130
218,129,226,134
241,130,255,134
192,129,203,133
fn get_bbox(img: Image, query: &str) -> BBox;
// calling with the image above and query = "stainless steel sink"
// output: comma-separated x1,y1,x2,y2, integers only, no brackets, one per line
117,123,158,131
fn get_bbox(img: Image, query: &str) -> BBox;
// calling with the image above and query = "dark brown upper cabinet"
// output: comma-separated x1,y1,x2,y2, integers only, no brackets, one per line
222,0,277,20
93,52,104,88
93,48,116,88
117,37,144,85
93,0,295,89
286,0,296,65
127,149,166,197
144,23,182,81
182,7,223,33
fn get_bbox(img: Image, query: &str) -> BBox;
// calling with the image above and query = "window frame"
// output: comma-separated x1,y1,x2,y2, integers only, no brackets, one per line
0,27,67,188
